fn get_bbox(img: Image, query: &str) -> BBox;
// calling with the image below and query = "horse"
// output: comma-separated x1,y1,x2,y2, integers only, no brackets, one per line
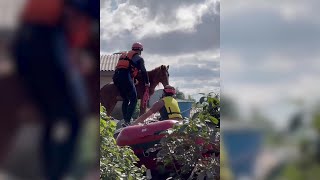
100,65,170,118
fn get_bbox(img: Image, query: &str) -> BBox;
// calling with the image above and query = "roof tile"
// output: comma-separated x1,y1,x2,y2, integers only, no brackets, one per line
100,54,120,71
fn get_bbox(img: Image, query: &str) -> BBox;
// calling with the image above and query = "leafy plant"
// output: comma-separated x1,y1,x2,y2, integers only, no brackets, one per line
132,100,141,119
100,104,146,180
192,93,220,126
156,93,220,179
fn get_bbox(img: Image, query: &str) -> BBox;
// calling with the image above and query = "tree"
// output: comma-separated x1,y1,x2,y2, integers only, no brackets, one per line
249,107,271,127
288,111,304,133
271,102,320,179
175,88,186,100
187,95,196,102
220,95,238,120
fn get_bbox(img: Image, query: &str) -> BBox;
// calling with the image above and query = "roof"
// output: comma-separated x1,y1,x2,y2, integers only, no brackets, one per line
100,54,121,71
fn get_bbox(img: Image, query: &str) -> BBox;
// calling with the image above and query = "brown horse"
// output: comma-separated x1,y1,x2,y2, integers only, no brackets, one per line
100,65,170,117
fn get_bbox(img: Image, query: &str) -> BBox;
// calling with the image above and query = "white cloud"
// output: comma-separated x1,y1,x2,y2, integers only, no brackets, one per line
143,49,220,96
223,0,319,23
221,0,320,129
286,74,320,101
170,79,220,96
221,53,246,74
143,49,219,70
259,54,297,73
309,55,320,71
100,0,219,40
101,0,220,99
223,69,320,123
100,2,148,40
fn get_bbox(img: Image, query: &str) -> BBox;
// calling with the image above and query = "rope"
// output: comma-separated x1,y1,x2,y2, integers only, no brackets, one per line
180,107,193,114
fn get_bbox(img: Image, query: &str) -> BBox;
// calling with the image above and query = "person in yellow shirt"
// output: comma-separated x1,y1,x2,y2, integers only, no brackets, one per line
131,85,182,125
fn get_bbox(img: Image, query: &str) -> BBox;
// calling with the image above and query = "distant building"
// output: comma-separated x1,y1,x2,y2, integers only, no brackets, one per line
100,54,120,88
100,53,123,119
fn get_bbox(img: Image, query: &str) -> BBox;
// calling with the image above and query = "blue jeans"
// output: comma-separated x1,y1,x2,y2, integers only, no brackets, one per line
113,70,137,123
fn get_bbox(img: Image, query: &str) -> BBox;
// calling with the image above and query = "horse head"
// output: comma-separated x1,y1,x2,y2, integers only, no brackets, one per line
157,65,170,87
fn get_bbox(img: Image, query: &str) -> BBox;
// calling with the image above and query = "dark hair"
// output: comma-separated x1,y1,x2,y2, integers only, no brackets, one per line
163,91,174,97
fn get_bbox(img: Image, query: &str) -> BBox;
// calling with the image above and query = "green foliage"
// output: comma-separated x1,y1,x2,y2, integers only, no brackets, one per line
220,140,233,180
273,109,320,180
132,100,141,119
187,95,196,103
312,112,320,133
175,88,186,100
192,93,220,126
281,161,320,180
220,95,238,120
100,104,146,180
156,93,220,179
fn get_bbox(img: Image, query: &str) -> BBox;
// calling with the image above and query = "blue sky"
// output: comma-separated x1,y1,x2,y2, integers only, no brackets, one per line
100,0,220,96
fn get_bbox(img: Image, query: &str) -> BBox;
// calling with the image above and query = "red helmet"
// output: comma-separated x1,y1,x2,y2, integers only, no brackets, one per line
132,42,143,51
163,85,176,95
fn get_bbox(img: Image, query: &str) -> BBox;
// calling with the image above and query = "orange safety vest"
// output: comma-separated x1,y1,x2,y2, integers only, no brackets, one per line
116,51,139,78
21,0,64,25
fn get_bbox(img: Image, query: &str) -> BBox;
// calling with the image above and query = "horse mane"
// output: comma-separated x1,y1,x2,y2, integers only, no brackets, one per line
148,65,163,74
147,65,166,82
134,65,166,87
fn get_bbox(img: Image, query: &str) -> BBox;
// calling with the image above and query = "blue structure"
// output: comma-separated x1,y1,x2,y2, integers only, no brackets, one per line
177,100,193,118
222,123,264,179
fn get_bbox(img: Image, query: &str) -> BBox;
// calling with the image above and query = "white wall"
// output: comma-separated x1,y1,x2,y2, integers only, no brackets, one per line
100,76,112,89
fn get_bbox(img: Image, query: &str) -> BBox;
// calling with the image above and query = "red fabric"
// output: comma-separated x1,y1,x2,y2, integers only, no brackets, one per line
22,0,64,25
67,16,91,48
117,120,216,171
116,120,178,146
164,88,175,94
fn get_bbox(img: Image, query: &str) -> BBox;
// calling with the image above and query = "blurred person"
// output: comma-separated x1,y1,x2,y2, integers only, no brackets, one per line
113,42,150,127
11,0,98,179
0,45,31,168
131,85,182,126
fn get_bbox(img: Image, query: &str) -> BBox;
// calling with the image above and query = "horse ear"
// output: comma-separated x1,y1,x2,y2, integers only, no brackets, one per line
167,65,169,70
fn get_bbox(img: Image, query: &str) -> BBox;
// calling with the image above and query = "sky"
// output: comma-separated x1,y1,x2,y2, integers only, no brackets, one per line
101,0,320,128
222,0,320,128
100,0,220,96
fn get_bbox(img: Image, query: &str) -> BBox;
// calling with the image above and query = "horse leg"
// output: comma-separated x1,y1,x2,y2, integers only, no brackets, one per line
139,102,147,116
107,100,117,117
104,98,117,117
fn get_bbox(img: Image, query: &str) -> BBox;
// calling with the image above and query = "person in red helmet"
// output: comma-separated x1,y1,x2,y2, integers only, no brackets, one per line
113,42,150,127
131,85,182,125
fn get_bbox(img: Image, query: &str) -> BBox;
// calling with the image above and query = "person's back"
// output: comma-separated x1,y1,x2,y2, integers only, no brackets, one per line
114,49,149,83
113,42,150,127
159,96,182,120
